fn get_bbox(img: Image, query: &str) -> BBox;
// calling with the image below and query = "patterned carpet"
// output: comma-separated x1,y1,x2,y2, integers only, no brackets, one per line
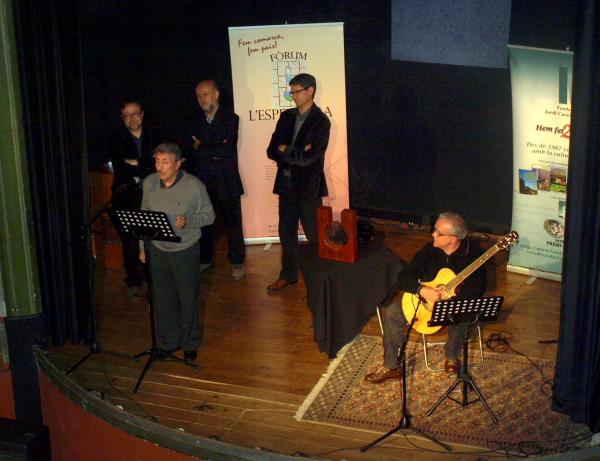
297,335,589,453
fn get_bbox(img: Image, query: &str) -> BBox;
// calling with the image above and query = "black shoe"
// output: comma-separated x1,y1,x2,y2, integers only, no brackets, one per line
184,350,197,361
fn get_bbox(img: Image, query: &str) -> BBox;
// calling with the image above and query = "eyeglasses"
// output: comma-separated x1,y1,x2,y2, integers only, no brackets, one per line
289,88,307,96
121,112,142,119
432,228,457,238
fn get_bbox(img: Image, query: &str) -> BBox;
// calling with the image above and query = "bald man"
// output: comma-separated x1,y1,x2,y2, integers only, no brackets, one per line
182,80,245,280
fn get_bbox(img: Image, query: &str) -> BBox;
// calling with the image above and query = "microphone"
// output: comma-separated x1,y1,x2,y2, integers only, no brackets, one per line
115,176,141,192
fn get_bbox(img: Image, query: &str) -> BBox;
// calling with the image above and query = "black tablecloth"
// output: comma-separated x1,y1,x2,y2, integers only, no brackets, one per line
299,240,404,358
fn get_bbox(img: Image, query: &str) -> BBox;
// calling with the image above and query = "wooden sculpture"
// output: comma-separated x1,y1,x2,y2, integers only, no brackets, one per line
317,206,358,263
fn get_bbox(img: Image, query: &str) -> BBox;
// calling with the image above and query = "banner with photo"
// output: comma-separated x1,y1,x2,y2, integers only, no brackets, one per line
228,23,349,242
507,46,572,279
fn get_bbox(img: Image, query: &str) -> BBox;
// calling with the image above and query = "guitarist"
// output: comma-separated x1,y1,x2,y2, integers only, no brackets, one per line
365,212,487,384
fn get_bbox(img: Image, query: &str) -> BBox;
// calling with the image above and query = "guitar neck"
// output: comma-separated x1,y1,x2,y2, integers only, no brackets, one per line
446,243,501,293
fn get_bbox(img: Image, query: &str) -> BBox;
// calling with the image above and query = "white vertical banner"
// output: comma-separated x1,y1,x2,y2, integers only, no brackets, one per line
507,46,572,279
228,23,349,242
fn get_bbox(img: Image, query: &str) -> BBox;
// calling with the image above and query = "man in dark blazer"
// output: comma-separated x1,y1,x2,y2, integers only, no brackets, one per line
108,100,161,296
266,73,331,291
182,80,245,280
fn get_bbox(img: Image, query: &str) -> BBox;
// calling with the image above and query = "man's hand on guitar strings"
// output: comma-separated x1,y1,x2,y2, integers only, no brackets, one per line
419,285,444,307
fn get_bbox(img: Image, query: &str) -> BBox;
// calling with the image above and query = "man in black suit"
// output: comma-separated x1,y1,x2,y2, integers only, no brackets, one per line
182,80,245,280
266,73,331,291
108,100,160,296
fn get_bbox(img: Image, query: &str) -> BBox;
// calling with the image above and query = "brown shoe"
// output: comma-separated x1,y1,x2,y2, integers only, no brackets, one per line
444,359,460,374
267,278,296,291
364,366,401,384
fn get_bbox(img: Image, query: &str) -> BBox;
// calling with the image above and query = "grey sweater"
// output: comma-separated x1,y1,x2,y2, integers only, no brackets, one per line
141,171,215,252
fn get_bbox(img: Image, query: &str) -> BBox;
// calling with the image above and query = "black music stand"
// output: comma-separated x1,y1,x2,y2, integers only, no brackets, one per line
426,296,503,424
109,209,200,393
361,295,451,453
66,195,137,375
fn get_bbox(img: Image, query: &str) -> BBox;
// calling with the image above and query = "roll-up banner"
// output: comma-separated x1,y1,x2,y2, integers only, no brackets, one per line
507,45,572,280
228,23,349,243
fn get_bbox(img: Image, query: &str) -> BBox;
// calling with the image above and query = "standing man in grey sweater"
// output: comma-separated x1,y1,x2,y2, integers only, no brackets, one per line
139,143,215,361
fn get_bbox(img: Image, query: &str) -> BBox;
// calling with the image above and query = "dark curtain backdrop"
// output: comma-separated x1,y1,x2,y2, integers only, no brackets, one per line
13,0,91,345
78,0,576,234
78,2,477,232
552,0,600,432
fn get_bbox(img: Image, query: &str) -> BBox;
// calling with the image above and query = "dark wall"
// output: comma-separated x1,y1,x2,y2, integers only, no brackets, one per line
80,0,348,161
79,0,577,233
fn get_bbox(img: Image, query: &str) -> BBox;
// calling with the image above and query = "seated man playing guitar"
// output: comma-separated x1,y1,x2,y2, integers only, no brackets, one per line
365,212,487,384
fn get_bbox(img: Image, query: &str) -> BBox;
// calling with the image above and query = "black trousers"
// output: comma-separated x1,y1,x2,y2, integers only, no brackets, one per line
199,194,245,265
147,242,202,352
122,233,144,287
278,194,322,282
112,188,144,287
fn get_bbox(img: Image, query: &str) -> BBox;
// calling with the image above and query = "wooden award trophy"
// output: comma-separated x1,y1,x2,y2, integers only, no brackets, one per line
317,206,358,263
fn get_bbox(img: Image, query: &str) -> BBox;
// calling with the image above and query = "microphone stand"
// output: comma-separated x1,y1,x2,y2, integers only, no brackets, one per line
67,188,137,375
361,296,451,453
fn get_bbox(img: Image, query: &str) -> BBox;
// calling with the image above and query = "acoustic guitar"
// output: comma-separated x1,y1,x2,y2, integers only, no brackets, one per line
401,231,519,335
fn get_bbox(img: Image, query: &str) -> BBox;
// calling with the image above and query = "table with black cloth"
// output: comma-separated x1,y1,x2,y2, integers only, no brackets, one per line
299,240,404,358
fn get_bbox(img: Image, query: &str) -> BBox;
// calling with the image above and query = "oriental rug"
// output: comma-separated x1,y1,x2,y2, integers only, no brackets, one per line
296,335,590,454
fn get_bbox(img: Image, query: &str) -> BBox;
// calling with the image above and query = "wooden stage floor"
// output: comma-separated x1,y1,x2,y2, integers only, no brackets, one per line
49,223,564,460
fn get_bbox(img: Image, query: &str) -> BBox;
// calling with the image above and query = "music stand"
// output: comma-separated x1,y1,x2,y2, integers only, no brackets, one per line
426,296,503,424
361,295,451,453
109,209,200,393
67,195,137,375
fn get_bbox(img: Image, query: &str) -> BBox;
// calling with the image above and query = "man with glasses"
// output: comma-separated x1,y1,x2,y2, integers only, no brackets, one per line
266,73,331,292
364,212,487,383
108,100,161,296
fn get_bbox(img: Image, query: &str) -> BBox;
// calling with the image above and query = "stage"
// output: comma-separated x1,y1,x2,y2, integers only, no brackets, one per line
46,222,579,460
